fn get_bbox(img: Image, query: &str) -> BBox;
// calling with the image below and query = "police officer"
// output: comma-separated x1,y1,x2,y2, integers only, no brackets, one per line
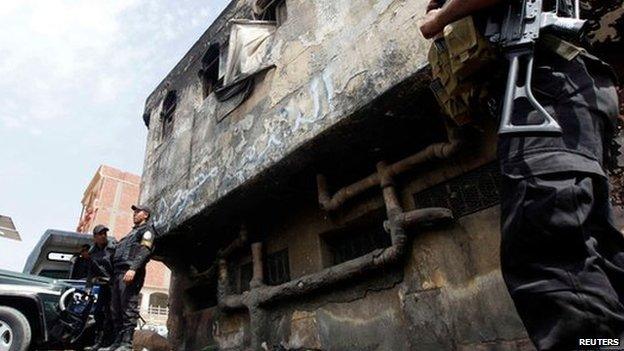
70,244,91,279
101,205,155,351
421,1,624,350
85,224,116,351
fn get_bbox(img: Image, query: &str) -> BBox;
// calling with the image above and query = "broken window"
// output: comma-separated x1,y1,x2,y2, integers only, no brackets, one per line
254,0,288,26
161,91,177,140
199,44,222,99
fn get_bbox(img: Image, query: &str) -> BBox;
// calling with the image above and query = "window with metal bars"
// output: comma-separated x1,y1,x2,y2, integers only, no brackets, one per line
413,162,501,217
325,224,391,265
237,262,253,293
160,91,177,140
265,249,290,286
234,249,290,293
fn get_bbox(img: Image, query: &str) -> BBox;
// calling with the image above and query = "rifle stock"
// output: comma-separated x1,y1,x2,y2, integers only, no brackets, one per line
492,0,585,135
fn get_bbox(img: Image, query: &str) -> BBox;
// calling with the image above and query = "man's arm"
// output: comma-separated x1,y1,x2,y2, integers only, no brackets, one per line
420,0,504,39
129,246,151,271
123,247,152,284
123,229,155,284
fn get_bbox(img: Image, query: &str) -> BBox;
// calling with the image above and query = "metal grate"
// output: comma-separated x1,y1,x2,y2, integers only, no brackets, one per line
236,249,290,292
265,249,290,286
413,162,501,217
327,226,391,265
237,262,253,293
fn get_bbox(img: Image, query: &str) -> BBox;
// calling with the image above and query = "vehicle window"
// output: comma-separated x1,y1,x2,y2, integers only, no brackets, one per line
40,269,71,279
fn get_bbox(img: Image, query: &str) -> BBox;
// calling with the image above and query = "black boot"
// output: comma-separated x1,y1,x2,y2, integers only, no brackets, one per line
84,335,101,351
113,331,133,351
98,333,122,351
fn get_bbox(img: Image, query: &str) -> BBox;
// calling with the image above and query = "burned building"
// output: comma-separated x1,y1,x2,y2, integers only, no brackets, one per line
138,1,624,350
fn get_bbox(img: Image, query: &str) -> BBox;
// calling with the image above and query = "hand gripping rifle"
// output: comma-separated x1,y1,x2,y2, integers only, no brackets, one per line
491,0,586,135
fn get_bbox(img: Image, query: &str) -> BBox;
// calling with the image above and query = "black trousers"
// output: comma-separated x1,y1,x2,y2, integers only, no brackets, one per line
93,284,114,345
110,270,145,342
501,173,624,350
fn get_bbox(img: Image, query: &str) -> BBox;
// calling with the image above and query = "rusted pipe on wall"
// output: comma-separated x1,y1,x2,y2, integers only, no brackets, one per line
218,224,249,259
250,242,265,289
216,181,453,310
317,125,463,211
216,258,230,306
215,127,461,349
373,161,407,266
190,224,249,281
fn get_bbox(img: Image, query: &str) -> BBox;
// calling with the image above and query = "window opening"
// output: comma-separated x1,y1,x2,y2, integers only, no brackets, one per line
256,0,287,26
161,91,177,140
237,262,253,293
265,249,290,286
200,44,221,99
39,269,71,279
325,224,391,265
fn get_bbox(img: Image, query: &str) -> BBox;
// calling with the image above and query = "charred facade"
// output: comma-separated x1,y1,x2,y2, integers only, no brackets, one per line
138,1,624,350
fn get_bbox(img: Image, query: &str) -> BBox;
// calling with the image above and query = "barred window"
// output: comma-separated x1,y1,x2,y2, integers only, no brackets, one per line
325,225,391,265
237,262,253,293
235,249,290,293
413,162,501,217
265,249,290,286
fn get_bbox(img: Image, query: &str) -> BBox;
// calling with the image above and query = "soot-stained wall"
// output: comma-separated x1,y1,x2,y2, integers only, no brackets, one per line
138,1,624,350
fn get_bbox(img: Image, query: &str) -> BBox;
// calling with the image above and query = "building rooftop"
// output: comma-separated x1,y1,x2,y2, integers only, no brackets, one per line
0,215,21,241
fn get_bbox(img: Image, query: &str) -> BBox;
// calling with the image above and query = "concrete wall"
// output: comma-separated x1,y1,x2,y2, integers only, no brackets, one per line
138,0,624,349
140,0,434,234
164,128,537,350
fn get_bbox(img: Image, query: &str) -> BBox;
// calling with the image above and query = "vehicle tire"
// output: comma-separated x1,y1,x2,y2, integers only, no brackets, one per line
0,306,31,351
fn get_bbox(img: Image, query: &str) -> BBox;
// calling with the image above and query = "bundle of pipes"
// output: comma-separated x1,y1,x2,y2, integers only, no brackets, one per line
211,124,464,349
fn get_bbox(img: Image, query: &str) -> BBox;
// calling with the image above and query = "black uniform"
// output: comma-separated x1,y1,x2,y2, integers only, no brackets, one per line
109,222,154,345
70,256,91,280
498,44,624,349
88,241,116,347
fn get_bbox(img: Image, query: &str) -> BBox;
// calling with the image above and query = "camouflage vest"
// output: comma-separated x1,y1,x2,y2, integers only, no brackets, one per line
428,16,498,126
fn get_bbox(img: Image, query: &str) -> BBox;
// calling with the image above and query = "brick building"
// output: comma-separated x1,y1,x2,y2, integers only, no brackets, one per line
0,215,21,241
77,165,171,325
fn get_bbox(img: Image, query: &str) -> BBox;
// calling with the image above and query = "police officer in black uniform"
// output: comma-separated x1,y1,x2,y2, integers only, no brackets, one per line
421,1,624,350
70,244,91,280
101,205,155,351
85,224,116,351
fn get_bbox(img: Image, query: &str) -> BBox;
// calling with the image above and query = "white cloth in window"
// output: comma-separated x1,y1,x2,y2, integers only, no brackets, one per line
224,19,276,86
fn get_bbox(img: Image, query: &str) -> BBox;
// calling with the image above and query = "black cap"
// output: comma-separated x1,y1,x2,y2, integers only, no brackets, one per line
93,225,109,235
131,204,152,215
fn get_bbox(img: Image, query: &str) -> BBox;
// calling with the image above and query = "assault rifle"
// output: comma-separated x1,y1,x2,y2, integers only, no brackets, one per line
488,0,586,135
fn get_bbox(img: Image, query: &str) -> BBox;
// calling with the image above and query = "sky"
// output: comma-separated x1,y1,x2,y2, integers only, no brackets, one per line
0,0,229,272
